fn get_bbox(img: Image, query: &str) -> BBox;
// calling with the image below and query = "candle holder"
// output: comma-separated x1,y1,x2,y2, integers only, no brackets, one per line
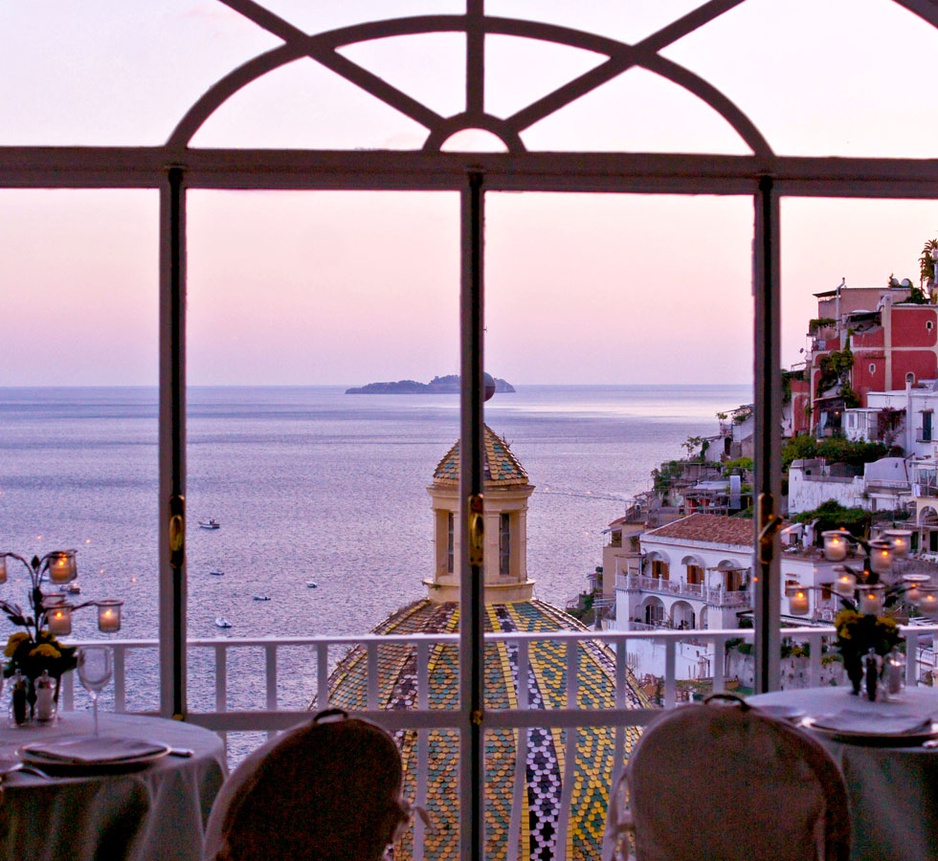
0,551,124,724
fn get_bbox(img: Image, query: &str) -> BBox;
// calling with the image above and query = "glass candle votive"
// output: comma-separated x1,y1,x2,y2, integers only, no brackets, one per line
47,604,72,636
47,550,77,584
868,540,894,575
902,574,931,605
823,530,850,562
883,530,913,558
97,600,123,633
832,567,857,598
789,589,809,615
857,584,886,616
918,587,938,618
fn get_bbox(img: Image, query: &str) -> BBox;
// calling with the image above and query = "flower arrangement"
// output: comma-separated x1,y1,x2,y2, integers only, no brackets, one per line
834,609,903,662
2,629,77,682
0,552,81,683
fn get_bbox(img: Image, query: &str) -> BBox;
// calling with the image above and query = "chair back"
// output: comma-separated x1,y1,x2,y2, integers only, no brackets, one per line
204,709,409,861
604,694,850,861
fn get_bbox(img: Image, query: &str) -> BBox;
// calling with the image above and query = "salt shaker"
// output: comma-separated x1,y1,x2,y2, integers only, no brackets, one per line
883,646,906,700
35,669,56,722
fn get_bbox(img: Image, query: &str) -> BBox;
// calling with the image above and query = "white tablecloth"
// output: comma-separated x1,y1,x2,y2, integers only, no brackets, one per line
0,712,226,861
749,686,938,861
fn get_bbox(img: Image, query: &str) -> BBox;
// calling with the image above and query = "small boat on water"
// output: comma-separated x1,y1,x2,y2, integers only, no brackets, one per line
199,519,221,530
208,570,225,577
215,617,232,629
252,594,271,601
306,580,318,589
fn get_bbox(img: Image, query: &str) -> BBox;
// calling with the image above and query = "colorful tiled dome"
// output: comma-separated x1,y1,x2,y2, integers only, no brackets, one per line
323,598,647,861
433,425,529,488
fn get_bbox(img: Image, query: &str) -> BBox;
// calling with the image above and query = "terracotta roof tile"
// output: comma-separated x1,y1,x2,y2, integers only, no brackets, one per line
645,513,753,547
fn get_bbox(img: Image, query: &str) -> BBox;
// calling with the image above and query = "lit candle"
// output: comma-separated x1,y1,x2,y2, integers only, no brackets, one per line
857,585,885,616
919,587,938,618
823,531,849,562
903,574,931,605
789,589,809,615
47,551,77,584
868,540,893,575
0,555,7,585
832,568,857,598
47,604,72,636
97,600,123,633
884,530,913,558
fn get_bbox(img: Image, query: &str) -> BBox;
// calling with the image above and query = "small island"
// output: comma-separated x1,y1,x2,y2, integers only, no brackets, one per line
346,374,516,395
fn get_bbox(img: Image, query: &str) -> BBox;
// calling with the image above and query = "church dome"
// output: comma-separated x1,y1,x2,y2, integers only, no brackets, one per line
324,598,647,861
318,427,646,860
433,425,529,487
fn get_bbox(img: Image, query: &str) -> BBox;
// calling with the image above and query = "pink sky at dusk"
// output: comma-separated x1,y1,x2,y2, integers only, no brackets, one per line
3,1,938,387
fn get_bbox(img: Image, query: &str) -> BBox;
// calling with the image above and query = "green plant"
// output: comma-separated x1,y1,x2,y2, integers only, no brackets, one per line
920,238,938,285
808,317,836,335
792,500,871,540
817,347,854,396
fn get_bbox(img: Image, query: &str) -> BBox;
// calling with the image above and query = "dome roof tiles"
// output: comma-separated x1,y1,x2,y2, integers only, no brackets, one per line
433,425,529,487
321,598,648,860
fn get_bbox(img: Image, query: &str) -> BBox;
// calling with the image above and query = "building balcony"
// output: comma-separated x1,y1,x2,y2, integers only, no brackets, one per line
615,574,751,607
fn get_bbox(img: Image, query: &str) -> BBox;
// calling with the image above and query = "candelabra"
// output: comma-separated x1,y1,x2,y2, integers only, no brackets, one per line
783,529,936,618
0,550,124,638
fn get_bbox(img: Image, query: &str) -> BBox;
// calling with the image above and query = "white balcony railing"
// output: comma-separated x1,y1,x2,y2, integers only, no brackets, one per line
55,625,937,860
64,624,938,731
616,574,751,607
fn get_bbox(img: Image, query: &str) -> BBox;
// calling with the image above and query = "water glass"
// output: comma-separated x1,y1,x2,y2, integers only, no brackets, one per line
77,646,112,736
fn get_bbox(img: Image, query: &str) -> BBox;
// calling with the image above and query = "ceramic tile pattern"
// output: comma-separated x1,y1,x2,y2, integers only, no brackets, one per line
323,599,649,861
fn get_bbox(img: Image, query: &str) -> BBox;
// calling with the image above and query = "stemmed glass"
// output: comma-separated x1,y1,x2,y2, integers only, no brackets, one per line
77,646,112,736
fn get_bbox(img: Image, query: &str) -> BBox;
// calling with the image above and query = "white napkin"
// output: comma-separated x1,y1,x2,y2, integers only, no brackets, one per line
21,735,167,764
811,710,933,736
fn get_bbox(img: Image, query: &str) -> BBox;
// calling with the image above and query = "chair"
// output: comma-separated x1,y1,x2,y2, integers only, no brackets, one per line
602,693,850,861
203,709,411,861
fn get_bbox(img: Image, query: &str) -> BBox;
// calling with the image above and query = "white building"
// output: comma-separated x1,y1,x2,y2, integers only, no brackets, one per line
787,456,911,514
613,514,754,631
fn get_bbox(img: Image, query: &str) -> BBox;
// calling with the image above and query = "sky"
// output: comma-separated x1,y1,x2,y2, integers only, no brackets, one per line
3,0,938,387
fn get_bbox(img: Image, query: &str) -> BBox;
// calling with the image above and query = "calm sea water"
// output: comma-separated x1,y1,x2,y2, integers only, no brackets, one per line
0,384,749,713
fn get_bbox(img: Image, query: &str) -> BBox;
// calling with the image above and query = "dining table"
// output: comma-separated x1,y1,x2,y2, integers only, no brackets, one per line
0,711,227,861
749,685,938,861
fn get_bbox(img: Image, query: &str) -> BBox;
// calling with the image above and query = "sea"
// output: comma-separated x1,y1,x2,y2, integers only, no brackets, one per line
0,384,750,717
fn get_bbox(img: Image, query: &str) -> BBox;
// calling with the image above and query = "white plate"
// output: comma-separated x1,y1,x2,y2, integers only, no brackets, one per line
803,717,938,746
753,704,806,723
18,738,171,771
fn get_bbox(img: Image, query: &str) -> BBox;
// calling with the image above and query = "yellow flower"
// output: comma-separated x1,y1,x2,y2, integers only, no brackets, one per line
4,632,30,657
29,644,60,660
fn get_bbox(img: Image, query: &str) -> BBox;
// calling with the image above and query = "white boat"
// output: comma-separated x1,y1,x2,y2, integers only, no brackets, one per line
215,617,232,629
199,519,221,530
252,594,271,601
306,580,318,589
208,570,225,576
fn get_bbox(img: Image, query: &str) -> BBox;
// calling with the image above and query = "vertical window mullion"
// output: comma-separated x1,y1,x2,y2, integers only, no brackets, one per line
753,176,782,693
159,167,187,719
459,172,486,861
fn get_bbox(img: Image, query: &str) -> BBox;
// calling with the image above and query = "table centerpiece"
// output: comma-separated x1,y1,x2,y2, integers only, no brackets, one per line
0,550,122,723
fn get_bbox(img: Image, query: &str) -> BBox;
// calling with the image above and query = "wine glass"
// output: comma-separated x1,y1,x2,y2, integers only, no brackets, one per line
77,646,112,736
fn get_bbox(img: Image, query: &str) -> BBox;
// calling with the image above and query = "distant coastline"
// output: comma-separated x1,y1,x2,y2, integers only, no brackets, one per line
346,374,516,395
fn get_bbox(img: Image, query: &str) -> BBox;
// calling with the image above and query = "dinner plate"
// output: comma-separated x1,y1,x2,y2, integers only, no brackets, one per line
18,737,171,772
803,717,938,747
753,704,806,723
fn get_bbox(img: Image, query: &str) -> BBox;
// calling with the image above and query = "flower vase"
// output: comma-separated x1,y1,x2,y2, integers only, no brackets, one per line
845,656,863,696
